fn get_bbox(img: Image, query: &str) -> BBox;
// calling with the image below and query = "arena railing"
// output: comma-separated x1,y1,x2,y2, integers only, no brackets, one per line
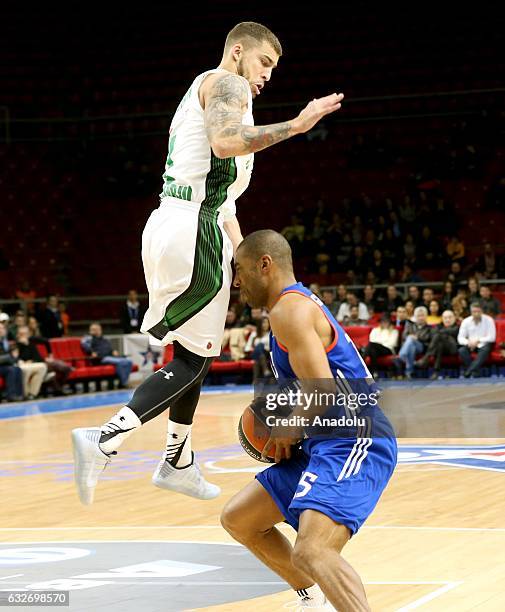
2,278,505,334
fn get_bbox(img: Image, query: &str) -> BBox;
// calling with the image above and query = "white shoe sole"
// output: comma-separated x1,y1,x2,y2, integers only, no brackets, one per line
152,461,221,500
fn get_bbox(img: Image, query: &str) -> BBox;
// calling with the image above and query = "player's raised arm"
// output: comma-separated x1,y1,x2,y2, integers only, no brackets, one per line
203,72,344,158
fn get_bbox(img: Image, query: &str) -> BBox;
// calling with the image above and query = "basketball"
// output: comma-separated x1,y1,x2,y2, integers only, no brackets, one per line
238,404,275,463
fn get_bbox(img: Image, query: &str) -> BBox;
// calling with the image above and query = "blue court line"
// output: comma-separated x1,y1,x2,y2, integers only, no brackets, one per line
0,376,503,420
0,385,254,420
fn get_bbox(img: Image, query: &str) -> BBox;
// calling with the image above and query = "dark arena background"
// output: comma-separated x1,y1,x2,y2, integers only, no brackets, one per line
1,3,505,611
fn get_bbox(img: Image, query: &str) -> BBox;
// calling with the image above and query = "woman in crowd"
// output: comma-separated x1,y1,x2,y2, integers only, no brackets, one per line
426,299,443,325
362,314,399,378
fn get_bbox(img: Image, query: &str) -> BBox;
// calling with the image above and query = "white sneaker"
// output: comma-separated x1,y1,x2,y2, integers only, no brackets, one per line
71,427,113,505
152,452,220,500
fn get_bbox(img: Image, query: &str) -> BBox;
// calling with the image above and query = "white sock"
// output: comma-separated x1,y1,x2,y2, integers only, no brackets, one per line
165,419,192,467
296,584,325,605
99,406,141,454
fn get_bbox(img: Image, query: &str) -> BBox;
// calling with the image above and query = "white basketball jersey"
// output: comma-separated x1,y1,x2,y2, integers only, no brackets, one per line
160,68,254,218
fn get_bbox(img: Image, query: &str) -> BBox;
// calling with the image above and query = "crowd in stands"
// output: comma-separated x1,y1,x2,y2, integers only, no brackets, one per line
0,290,140,401
221,275,505,382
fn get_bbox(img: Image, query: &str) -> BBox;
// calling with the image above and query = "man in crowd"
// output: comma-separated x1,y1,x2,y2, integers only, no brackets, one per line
478,285,501,317
342,304,368,326
457,303,496,378
415,310,460,379
0,322,23,401
393,306,433,379
39,295,64,338
121,289,146,334
16,326,48,400
321,289,338,317
385,284,404,312
81,322,133,388
336,291,369,323
407,285,422,307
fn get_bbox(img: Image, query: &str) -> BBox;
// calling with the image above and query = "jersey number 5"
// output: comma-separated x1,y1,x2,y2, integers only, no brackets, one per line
294,471,318,498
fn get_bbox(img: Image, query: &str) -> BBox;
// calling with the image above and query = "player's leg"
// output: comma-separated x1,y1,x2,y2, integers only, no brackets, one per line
72,342,213,505
221,480,316,592
151,378,220,499
292,510,370,611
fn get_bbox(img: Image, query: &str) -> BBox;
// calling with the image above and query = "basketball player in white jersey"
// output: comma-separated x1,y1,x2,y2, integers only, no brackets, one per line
72,22,344,504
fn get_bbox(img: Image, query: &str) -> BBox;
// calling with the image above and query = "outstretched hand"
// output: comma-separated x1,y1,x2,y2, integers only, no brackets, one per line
294,93,344,134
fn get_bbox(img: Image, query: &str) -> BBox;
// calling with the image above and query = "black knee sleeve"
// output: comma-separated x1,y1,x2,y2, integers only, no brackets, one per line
127,342,213,424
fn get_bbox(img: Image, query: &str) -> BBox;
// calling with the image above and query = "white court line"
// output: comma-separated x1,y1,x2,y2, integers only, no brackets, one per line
396,581,463,611
1,525,505,532
0,574,23,580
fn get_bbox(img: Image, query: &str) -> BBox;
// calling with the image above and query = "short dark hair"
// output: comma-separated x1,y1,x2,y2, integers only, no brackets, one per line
225,22,282,56
470,301,482,309
237,229,293,270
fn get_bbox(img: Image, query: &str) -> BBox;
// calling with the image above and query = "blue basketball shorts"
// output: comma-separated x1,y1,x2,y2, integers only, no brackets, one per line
255,436,397,535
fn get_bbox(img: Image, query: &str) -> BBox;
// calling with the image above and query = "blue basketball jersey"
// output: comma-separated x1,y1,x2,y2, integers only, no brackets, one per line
270,282,372,381
256,282,397,535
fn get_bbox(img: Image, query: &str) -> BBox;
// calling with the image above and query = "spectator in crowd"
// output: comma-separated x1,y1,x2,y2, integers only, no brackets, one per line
408,285,422,307
475,242,498,279
467,277,480,303
392,305,409,333
393,306,433,379
15,280,37,314
416,310,460,379
441,280,455,311
27,316,73,395
451,294,469,323
336,284,347,309
16,326,48,400
352,245,368,279
0,322,23,401
59,302,70,336
404,300,415,321
121,289,146,334
362,284,380,316
403,233,417,264
337,291,369,323
244,317,272,382
446,235,465,263
81,322,133,388
321,289,338,317
362,315,399,378
426,299,443,325
281,215,305,255
221,309,248,361
385,284,404,313
400,263,424,284
343,304,369,326
458,303,496,378
38,295,64,338
478,285,501,317
421,288,435,310
369,249,387,281
418,226,439,266
8,312,26,341
446,261,464,285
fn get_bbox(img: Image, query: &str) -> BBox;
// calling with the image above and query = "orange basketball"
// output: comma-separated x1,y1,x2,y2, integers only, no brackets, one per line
238,404,275,463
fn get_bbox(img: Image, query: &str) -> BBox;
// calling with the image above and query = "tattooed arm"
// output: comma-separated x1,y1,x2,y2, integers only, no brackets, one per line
202,72,344,158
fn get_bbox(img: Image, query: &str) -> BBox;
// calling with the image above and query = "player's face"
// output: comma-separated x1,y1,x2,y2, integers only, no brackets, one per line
237,40,279,99
233,252,269,308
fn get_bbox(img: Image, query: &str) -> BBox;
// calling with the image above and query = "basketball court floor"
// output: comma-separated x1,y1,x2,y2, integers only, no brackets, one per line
1,378,505,611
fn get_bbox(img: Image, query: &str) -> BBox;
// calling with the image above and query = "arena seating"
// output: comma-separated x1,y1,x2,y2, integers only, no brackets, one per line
2,322,504,399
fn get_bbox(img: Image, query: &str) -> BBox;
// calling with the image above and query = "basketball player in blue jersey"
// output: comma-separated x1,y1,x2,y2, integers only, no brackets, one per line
222,230,397,611
71,22,344,505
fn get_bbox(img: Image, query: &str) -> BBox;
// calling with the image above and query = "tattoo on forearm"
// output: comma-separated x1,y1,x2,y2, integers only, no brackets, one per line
205,74,294,154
